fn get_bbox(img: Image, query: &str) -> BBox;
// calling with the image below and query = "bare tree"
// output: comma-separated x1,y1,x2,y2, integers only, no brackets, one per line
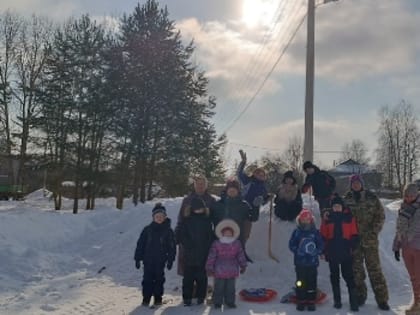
0,12,21,183
376,100,419,195
13,15,51,186
340,139,370,164
282,136,304,172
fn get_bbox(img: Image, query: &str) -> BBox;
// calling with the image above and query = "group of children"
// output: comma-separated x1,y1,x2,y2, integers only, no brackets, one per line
134,201,247,309
133,155,390,312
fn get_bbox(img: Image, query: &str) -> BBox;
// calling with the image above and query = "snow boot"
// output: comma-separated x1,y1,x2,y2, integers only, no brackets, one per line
296,302,305,311
378,302,390,311
349,289,359,312
142,297,151,307
307,302,316,311
154,296,162,306
357,294,366,307
183,299,192,306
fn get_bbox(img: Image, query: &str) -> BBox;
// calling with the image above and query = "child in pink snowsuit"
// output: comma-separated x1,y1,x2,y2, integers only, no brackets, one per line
206,219,247,309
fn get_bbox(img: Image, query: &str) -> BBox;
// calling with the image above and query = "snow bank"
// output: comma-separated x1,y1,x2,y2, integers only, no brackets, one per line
0,193,413,314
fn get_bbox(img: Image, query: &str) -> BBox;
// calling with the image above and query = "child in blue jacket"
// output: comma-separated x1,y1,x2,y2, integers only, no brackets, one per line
289,209,324,311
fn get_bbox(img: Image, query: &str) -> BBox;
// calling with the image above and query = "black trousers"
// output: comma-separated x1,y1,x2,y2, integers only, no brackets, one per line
329,259,356,290
182,265,208,300
142,262,165,302
295,265,317,302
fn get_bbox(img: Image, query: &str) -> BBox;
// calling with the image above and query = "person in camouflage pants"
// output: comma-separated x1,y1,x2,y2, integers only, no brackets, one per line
343,174,390,311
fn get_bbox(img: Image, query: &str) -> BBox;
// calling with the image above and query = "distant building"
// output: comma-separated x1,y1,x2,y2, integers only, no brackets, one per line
328,159,382,195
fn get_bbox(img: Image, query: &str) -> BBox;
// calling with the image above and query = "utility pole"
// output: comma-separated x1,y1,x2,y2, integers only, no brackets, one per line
303,0,315,163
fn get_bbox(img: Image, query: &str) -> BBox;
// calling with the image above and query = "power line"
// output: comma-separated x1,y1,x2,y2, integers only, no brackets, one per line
228,141,344,154
221,10,307,134
217,1,303,128
214,0,291,128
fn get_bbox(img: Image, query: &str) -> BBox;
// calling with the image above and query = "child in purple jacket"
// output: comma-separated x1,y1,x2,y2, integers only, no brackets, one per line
206,219,247,309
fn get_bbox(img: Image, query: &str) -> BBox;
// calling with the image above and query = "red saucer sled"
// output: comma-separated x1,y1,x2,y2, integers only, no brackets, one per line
239,288,278,303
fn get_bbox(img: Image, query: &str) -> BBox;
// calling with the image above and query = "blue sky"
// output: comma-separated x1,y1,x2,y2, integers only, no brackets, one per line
2,0,420,170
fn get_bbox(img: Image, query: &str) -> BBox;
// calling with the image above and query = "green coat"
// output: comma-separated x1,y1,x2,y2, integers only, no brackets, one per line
343,190,384,245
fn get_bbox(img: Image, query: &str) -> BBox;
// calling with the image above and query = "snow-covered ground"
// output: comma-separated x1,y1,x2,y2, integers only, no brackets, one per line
0,190,412,314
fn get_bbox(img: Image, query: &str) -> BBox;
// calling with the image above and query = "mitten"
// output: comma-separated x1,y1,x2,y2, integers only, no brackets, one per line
167,261,173,270
240,267,246,274
394,251,400,262
135,261,141,269
239,150,247,163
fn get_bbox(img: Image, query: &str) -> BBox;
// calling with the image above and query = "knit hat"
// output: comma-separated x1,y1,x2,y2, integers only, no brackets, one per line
303,161,315,170
152,203,166,216
350,174,364,188
296,209,315,224
283,170,294,179
404,183,419,197
191,197,206,211
215,219,240,240
331,195,345,207
225,179,241,192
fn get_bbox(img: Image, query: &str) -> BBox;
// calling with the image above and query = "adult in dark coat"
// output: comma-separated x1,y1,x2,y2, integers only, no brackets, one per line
175,175,216,276
176,198,214,305
211,179,252,247
274,171,303,221
134,203,176,306
303,161,336,213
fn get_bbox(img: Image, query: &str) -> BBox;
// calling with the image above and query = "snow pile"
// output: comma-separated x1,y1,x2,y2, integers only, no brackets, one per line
0,193,413,314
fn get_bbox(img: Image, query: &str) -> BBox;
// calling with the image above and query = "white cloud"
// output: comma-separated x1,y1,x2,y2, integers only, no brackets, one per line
1,0,80,19
292,0,420,82
176,1,307,104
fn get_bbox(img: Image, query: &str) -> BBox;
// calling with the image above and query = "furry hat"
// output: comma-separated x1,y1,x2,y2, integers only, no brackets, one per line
404,183,419,197
215,219,240,240
350,174,364,188
152,203,166,216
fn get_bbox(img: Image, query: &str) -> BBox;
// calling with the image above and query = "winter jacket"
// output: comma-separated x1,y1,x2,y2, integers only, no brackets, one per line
175,192,216,243
134,218,176,267
274,183,303,221
206,239,247,279
210,196,252,243
237,161,268,220
304,166,336,200
177,210,214,267
393,194,420,251
320,208,359,263
289,225,324,267
343,189,384,244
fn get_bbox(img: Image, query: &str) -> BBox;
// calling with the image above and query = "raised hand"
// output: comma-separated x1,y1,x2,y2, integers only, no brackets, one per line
239,150,247,163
